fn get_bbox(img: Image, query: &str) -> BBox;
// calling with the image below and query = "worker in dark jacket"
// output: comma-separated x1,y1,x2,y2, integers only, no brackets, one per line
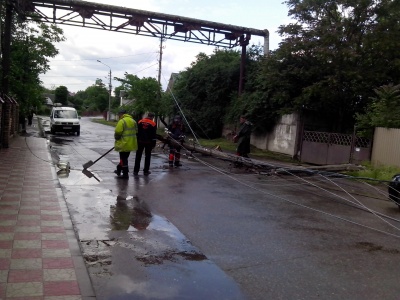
233,115,253,158
167,115,185,167
133,112,157,176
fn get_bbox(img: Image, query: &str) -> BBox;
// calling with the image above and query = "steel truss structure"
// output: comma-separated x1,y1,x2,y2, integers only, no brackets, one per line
11,0,269,49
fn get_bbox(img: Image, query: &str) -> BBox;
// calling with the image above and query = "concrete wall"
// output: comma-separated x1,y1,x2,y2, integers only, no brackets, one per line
251,113,299,157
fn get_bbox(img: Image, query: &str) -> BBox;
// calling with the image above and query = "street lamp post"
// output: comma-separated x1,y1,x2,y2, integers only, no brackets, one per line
97,60,112,121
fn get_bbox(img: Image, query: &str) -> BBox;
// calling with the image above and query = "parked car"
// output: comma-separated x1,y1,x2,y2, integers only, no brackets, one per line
388,174,400,209
50,106,81,136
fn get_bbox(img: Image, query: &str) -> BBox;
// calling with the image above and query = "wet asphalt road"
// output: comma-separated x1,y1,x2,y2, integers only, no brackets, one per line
39,116,400,300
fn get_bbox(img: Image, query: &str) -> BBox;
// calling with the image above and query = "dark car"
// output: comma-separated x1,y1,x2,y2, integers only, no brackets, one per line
388,174,400,209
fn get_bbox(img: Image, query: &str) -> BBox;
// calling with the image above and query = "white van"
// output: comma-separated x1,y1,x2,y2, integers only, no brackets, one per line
50,106,81,136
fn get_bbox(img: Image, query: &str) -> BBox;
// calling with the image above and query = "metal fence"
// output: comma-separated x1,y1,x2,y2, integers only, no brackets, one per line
301,131,371,165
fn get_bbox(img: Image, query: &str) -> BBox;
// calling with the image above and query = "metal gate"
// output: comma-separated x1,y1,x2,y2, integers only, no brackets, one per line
300,131,371,165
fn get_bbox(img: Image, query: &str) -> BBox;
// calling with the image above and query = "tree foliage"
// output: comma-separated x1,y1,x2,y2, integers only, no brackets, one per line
114,73,161,118
81,84,110,112
54,86,69,105
356,84,400,137
173,49,242,138
239,0,400,133
4,18,65,111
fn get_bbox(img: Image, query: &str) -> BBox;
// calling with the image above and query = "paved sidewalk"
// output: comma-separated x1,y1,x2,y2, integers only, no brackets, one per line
0,123,95,299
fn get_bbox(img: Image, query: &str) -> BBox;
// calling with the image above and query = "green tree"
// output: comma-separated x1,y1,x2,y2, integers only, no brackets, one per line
173,49,241,138
356,84,400,137
82,84,109,112
5,19,65,111
54,86,69,105
244,0,400,133
114,73,161,118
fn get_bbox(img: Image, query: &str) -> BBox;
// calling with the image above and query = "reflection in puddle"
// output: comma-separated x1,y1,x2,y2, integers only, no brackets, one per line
58,169,101,185
136,249,207,266
50,136,73,144
110,196,152,231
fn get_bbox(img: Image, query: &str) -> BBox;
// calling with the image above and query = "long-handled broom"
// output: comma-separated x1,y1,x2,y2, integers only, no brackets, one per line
82,147,115,170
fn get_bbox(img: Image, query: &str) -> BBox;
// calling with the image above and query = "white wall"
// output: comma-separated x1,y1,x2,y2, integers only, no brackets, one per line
251,113,299,157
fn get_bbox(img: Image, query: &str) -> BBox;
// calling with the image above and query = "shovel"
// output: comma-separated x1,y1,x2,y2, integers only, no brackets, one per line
82,147,115,169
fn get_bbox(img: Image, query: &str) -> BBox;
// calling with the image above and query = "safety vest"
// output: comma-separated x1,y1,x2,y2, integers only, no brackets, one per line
114,114,138,152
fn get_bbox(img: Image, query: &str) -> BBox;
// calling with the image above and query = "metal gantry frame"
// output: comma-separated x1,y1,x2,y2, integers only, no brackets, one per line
11,0,269,49
3,0,269,99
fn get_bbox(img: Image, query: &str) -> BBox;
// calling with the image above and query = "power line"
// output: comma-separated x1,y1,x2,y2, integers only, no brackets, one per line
49,52,159,62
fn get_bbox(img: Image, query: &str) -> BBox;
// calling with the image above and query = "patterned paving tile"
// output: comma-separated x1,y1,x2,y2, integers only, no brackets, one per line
17,219,41,226
41,206,62,211
41,233,67,241
42,240,69,249
41,227,65,234
0,226,15,232
0,258,10,270
0,196,20,202
8,269,43,282
41,249,71,259
0,215,18,221
18,215,41,221
43,269,76,281
10,258,42,270
19,209,41,215
0,141,86,299
0,204,20,210
0,233,14,240
43,281,80,296
0,282,7,298
0,249,12,258
0,241,13,249
13,240,41,249
0,220,17,226
15,226,41,233
44,296,81,300
0,270,8,283
14,232,41,240
12,249,42,259
41,215,63,221
0,210,18,215
43,258,74,269
6,282,43,297
41,221,64,227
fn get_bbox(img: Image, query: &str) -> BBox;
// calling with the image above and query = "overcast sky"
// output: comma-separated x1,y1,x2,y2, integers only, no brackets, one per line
39,0,291,94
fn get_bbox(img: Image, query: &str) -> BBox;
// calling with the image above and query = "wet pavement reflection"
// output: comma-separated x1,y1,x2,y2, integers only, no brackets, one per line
46,117,246,299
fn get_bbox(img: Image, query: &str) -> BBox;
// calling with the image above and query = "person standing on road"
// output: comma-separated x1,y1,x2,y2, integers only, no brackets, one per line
27,108,34,126
233,115,253,158
114,109,137,179
133,112,157,176
167,115,185,167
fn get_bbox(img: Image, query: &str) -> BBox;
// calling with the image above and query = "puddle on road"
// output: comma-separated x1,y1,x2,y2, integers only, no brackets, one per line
71,192,245,299
50,136,74,144
58,169,101,185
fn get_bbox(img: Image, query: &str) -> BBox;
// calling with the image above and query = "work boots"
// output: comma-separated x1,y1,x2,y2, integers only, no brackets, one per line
114,165,122,176
121,166,129,179
174,153,181,167
114,165,129,179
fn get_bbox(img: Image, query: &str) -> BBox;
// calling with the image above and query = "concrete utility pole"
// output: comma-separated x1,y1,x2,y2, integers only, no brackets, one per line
97,60,112,121
157,37,164,87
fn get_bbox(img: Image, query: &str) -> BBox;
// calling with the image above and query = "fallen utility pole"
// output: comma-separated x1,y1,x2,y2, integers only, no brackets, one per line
158,135,364,175
157,135,278,171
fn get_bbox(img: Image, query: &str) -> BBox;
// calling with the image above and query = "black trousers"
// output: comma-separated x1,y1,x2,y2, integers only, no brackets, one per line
134,143,152,173
117,152,131,175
